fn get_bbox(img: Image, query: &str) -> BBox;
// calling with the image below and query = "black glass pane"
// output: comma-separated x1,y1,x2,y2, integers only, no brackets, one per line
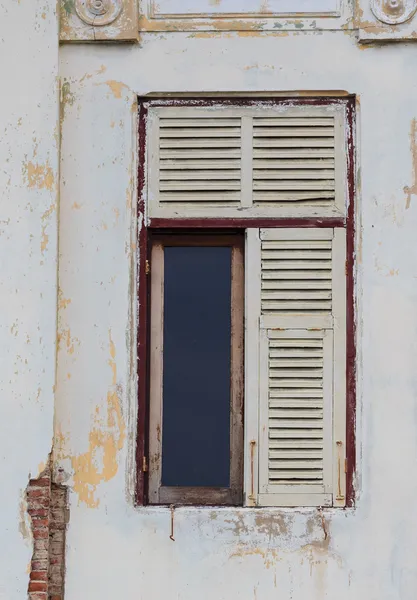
161,246,232,488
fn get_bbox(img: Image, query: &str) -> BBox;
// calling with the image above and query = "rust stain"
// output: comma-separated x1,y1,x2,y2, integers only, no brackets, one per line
229,546,279,569
72,201,81,210
23,161,55,191
254,512,289,538
104,80,129,99
404,118,417,209
70,330,126,507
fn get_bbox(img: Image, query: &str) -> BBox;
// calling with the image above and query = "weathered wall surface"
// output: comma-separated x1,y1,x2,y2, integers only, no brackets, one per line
0,1,59,599
53,30,417,600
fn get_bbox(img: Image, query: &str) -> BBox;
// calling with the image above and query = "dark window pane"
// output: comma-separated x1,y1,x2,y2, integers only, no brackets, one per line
162,246,232,488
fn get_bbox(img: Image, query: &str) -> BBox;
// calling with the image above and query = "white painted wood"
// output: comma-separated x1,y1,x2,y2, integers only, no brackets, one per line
147,105,347,219
322,329,334,494
241,116,253,208
244,228,261,506
148,243,164,504
256,227,347,507
332,227,347,507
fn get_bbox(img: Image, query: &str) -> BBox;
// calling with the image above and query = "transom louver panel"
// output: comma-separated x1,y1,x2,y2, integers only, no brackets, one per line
261,237,333,315
253,116,335,205
268,335,324,486
158,117,241,204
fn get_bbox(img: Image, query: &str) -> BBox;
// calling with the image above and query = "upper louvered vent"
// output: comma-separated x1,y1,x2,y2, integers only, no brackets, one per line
159,117,241,204
253,117,335,205
261,238,332,315
268,335,324,486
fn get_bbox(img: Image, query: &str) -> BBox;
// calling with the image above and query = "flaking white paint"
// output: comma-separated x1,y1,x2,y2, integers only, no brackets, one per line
2,5,417,598
0,0,59,598
53,30,417,600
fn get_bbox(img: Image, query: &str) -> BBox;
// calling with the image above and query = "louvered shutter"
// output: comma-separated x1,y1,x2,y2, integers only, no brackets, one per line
146,105,346,219
247,228,346,507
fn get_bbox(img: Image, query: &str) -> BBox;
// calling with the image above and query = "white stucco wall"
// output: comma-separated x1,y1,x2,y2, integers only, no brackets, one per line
0,1,59,598
52,30,417,600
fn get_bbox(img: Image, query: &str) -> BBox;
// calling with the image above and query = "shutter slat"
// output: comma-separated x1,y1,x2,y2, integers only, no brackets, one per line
254,180,335,191
161,159,241,169
160,118,240,127
159,192,240,202
254,158,334,168
160,170,241,180
253,127,334,137
160,181,240,191
269,449,323,459
253,169,334,180
254,148,334,158
161,127,241,138
254,118,334,126
254,138,334,148
253,192,334,201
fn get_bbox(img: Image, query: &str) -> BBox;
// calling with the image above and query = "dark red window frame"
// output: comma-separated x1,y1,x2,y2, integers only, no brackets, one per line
136,95,357,507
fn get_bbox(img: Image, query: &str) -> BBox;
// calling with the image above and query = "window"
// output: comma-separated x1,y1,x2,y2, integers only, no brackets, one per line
137,98,356,508
148,234,244,505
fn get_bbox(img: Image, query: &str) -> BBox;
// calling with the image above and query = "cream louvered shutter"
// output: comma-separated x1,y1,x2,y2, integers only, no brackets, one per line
247,228,347,507
146,105,346,219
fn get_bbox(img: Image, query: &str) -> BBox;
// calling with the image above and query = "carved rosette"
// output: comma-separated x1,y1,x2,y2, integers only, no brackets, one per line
370,0,417,24
75,0,123,26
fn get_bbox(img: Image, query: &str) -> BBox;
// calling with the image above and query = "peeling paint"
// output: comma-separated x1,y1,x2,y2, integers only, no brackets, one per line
23,161,55,191
404,118,417,209
104,80,129,99
70,331,126,507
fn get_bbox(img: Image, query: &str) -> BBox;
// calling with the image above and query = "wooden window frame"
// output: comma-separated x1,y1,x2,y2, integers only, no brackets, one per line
147,233,244,506
136,96,356,508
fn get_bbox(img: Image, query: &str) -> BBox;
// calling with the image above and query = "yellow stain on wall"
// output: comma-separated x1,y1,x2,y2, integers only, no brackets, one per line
70,330,126,507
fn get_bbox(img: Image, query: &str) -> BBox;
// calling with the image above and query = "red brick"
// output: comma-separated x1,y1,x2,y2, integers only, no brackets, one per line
30,571,48,581
31,560,48,571
28,592,47,600
33,529,49,539
29,477,50,487
49,556,62,565
31,519,49,528
27,508,49,517
28,581,47,592
50,596,62,600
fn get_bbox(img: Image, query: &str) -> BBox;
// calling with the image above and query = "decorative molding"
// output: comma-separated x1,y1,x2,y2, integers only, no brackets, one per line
60,0,138,42
370,0,417,24
139,0,353,31
75,0,123,26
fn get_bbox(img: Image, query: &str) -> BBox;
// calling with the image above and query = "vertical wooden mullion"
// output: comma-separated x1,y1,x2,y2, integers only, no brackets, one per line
244,228,261,505
241,116,253,209
148,242,164,503
332,227,347,506
230,241,244,503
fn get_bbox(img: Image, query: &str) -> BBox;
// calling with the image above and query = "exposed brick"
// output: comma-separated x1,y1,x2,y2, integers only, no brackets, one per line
27,509,49,518
29,581,48,593
26,469,68,600
29,477,50,487
30,571,48,582
31,560,48,571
